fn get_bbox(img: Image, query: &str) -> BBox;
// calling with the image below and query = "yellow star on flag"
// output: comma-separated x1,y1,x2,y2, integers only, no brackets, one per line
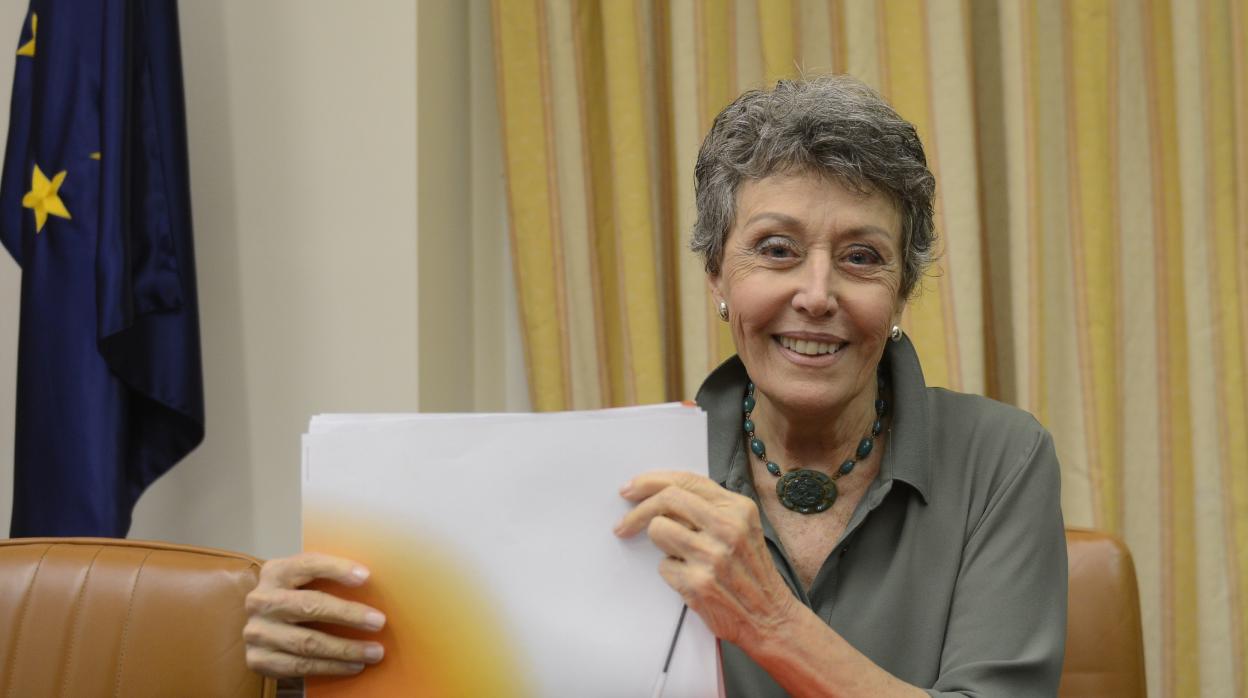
16,13,35,57
22,164,71,233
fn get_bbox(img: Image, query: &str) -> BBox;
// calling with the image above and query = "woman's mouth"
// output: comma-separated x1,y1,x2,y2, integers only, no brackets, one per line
776,335,847,357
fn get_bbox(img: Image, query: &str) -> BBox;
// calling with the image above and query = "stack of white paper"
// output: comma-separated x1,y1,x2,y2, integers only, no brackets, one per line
302,404,722,698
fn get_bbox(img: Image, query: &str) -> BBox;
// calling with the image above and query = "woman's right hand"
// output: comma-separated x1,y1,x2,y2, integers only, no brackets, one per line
243,552,387,677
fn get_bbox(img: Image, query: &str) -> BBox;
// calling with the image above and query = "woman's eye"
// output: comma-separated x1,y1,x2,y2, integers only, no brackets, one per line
757,237,796,259
845,247,881,266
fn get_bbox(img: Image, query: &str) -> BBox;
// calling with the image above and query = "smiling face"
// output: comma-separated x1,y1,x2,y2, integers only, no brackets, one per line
709,172,905,422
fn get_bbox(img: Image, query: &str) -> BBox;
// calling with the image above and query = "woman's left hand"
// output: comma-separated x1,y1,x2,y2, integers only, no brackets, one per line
614,470,798,648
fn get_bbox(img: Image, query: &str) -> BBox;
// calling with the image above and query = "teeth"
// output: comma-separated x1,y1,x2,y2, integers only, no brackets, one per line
779,336,843,356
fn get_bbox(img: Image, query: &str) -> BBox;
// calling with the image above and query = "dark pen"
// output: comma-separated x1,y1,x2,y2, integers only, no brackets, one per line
650,604,689,698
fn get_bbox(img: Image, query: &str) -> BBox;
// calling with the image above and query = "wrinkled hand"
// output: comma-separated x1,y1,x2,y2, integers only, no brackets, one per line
243,552,387,678
614,471,797,648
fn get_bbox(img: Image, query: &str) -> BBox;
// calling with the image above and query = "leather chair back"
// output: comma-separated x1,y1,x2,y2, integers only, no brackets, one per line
0,537,275,698
0,531,1147,696
1060,528,1147,697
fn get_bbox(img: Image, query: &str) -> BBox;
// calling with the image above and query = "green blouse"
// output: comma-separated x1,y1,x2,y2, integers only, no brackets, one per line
696,336,1067,697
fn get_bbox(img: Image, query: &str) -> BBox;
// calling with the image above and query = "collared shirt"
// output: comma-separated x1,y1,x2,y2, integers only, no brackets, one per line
696,337,1067,697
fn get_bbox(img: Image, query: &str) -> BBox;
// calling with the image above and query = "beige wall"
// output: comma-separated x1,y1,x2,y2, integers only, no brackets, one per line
418,0,529,413
0,0,525,558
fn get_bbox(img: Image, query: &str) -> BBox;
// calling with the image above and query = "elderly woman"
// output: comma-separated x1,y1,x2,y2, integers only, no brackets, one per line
244,76,1067,696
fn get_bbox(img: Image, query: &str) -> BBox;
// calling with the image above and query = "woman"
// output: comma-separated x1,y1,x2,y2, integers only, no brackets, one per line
244,76,1067,696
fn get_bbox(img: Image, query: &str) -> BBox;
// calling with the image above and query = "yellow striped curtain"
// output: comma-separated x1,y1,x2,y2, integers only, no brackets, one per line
491,1,1248,695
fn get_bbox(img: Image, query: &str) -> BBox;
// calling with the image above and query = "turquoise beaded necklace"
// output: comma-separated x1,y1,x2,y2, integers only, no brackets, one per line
743,372,888,515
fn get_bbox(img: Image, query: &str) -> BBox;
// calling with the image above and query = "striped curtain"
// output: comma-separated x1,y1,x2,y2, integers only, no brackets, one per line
491,1,1248,695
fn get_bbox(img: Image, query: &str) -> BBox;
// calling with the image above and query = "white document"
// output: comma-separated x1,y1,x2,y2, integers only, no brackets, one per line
302,404,722,698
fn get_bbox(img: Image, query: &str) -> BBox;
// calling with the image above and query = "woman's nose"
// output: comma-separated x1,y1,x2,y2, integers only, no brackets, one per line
791,261,837,317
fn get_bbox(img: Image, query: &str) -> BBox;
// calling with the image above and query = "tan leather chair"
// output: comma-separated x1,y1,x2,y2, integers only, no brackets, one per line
1,531,1144,696
1060,527,1147,697
0,537,276,698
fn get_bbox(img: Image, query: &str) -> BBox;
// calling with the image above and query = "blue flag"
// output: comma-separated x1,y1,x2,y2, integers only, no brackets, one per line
0,0,204,537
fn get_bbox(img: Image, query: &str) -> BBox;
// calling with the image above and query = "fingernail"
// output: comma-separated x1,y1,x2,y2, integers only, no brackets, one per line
365,611,386,630
346,662,365,673
613,520,626,536
351,566,370,582
619,480,633,495
364,644,385,662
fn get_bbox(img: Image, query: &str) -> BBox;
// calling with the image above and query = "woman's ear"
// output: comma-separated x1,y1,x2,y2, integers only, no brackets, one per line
891,300,907,330
706,273,724,307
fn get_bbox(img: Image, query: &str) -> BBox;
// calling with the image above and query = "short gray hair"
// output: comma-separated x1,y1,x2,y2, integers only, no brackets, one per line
691,75,936,299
